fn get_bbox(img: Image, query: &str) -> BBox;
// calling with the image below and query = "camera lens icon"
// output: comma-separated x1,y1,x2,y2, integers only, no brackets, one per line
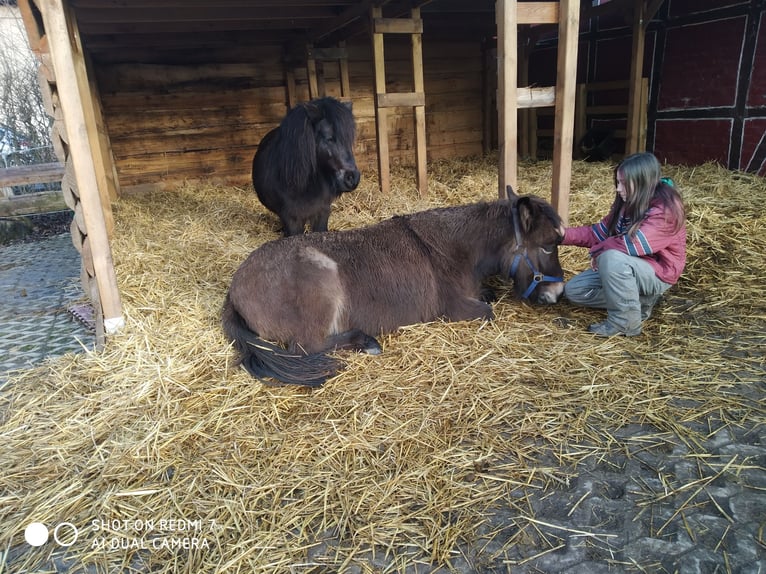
24,522,78,547
24,522,49,546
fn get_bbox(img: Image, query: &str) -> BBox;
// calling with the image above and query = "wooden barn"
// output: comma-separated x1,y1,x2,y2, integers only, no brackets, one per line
11,0,765,339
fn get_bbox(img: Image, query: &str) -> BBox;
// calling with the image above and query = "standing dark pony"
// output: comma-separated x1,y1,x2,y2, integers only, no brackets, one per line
252,97,361,236
222,188,565,387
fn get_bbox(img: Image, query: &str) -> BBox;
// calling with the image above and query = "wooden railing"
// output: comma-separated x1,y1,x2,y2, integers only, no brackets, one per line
0,162,66,216
522,78,649,160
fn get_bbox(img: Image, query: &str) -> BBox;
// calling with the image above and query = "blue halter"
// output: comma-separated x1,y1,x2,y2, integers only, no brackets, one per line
508,204,564,300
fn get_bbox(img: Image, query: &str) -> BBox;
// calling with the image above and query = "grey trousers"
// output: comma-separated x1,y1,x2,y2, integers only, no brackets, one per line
564,249,672,333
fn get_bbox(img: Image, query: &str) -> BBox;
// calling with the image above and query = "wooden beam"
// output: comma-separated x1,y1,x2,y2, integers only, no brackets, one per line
64,4,117,233
482,43,494,156
373,17,423,34
550,0,579,224
306,44,319,99
311,0,392,43
40,0,123,333
625,0,646,155
285,68,297,108
411,7,427,196
371,5,390,194
496,0,518,197
82,40,121,204
72,0,360,7
574,83,588,159
517,2,559,25
517,86,556,108
0,191,67,217
638,76,649,152
311,0,435,46
338,41,351,99
376,92,425,108
17,0,45,53
0,163,64,187
519,34,532,159
307,47,347,60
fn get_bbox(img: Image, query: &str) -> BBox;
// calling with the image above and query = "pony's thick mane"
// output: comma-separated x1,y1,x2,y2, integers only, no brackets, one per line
271,98,356,191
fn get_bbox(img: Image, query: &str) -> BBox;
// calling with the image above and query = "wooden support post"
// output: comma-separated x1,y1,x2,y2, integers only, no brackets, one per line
550,0,579,224
306,44,319,99
528,108,538,160
519,32,531,159
60,4,118,236
625,0,646,156
482,42,495,156
638,76,649,151
496,0,518,198
285,68,297,109
574,82,588,159
81,33,120,206
20,0,119,218
371,6,391,194
40,0,123,334
626,0,663,155
411,7,427,196
338,41,351,100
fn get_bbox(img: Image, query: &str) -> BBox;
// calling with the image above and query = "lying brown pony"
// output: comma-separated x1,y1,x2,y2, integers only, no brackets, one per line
223,188,564,386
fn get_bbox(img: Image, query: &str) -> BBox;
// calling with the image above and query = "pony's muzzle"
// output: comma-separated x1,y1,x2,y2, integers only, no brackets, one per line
536,281,565,304
339,169,360,191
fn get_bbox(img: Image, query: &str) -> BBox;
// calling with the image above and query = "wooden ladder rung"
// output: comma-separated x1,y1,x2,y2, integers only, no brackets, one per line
377,92,425,108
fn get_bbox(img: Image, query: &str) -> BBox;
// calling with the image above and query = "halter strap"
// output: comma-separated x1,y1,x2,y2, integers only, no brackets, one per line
509,203,564,300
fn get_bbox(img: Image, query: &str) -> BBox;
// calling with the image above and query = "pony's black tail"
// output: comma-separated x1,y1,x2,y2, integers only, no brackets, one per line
221,294,342,387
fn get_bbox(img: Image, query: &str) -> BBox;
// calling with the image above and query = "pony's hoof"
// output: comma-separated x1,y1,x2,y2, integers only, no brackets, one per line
363,336,382,355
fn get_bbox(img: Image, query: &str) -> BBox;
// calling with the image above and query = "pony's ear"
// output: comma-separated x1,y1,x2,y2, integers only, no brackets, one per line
516,196,535,233
303,101,323,123
506,185,519,200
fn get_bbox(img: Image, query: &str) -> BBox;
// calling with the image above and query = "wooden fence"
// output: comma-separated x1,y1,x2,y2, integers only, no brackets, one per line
0,162,65,216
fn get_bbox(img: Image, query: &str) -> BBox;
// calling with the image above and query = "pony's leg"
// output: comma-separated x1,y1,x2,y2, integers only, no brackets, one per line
289,330,382,355
309,208,331,233
327,329,382,355
480,285,497,303
280,215,305,237
444,297,495,323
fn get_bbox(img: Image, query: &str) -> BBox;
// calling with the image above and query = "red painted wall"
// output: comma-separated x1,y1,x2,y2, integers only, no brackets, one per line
658,18,744,109
654,119,732,166
520,0,764,173
583,0,763,174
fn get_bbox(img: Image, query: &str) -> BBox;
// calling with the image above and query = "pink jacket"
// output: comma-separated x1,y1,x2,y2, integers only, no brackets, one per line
562,199,687,284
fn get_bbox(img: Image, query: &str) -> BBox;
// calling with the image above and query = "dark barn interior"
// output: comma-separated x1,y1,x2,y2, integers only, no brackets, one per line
19,0,763,194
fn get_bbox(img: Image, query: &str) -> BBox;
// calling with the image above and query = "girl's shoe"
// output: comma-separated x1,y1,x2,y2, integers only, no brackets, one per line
588,321,641,337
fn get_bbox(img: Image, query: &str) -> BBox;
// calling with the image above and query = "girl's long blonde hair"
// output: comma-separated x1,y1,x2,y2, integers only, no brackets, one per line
607,152,685,237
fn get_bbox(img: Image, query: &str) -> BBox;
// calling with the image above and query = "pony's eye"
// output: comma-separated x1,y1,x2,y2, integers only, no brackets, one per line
540,245,554,255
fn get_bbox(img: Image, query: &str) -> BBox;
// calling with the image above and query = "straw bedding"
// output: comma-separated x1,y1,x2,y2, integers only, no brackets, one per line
1,156,764,572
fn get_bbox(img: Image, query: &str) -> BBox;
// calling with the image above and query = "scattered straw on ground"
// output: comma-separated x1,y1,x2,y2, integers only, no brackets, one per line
1,155,763,572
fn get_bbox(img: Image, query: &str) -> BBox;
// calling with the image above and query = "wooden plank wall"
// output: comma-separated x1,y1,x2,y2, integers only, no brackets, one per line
93,37,484,192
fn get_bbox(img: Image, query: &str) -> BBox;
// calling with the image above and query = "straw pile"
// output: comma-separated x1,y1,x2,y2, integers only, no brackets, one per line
1,155,763,572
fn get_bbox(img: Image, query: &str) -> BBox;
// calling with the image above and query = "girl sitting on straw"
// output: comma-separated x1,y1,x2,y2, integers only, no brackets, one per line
559,152,687,336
